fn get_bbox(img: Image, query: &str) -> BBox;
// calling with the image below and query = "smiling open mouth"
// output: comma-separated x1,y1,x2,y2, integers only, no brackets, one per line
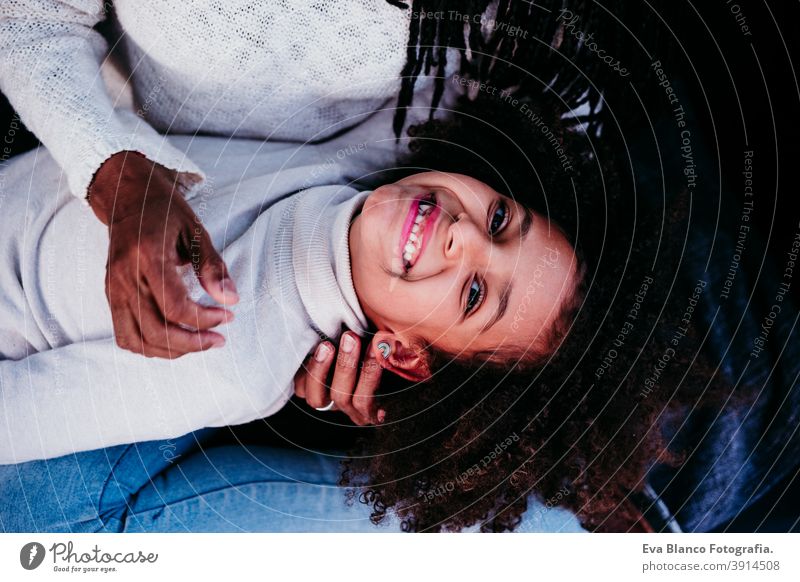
398,192,441,272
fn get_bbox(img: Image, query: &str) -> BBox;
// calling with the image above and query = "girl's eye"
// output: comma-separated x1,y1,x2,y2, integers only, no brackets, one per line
489,201,510,236
465,276,485,315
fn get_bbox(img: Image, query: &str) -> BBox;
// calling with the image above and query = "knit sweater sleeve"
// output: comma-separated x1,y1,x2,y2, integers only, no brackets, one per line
0,335,292,465
0,0,203,199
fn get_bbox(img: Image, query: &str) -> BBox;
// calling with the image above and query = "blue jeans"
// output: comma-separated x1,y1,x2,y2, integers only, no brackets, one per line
0,431,585,533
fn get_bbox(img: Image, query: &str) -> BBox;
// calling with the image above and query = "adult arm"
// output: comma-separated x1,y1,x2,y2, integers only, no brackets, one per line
0,1,237,356
0,0,201,198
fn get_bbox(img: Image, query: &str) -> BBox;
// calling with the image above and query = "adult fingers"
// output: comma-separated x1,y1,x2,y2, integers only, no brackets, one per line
149,256,234,331
329,333,370,426
352,345,385,424
134,293,226,357
303,342,335,409
110,298,179,359
193,225,239,306
107,262,228,356
108,291,147,355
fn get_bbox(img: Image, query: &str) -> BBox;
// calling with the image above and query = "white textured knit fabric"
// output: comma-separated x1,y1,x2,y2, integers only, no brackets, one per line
0,126,391,464
0,0,457,198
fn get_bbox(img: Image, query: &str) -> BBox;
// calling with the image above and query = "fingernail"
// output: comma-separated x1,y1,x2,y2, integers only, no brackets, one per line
222,277,238,296
314,343,331,362
341,334,356,353
212,336,226,348
377,409,386,424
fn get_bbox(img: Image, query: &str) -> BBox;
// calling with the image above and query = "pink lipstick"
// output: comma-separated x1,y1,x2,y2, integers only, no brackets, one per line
397,192,441,271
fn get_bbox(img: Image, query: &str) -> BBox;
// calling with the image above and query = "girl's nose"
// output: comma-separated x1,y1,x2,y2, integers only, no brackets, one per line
444,213,487,266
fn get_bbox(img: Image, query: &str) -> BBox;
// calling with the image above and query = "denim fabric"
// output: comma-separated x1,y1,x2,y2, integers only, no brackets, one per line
0,430,214,532
0,432,585,533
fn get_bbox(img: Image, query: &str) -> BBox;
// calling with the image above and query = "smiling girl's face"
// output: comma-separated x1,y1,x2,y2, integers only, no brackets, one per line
349,172,579,381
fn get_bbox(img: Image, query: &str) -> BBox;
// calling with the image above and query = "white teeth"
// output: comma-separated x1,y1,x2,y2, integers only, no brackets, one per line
403,197,435,268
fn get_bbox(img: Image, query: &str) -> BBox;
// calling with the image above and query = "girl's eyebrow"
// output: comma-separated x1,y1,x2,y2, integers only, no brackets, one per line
480,279,513,334
477,205,533,333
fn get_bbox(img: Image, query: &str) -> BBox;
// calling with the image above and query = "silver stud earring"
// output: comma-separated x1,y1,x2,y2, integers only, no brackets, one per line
377,341,391,360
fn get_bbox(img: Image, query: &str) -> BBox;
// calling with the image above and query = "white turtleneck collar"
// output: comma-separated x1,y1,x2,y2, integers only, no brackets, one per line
291,186,372,342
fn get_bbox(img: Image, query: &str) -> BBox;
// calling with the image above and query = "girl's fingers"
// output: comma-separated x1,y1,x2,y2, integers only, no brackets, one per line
330,333,370,425
352,346,383,423
297,335,376,425
293,369,306,398
303,342,334,409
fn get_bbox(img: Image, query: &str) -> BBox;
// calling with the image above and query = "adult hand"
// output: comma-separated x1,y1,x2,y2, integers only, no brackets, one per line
293,331,386,426
88,151,239,358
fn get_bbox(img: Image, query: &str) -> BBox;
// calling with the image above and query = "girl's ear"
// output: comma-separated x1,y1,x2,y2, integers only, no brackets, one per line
371,333,432,382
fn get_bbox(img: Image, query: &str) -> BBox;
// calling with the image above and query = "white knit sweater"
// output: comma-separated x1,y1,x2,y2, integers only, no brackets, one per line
0,0,456,198
0,125,393,464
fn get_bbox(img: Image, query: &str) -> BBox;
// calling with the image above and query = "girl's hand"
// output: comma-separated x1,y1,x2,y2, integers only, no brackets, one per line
293,331,386,426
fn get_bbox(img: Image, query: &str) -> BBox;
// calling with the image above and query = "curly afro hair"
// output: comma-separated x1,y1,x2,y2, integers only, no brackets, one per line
340,91,734,532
